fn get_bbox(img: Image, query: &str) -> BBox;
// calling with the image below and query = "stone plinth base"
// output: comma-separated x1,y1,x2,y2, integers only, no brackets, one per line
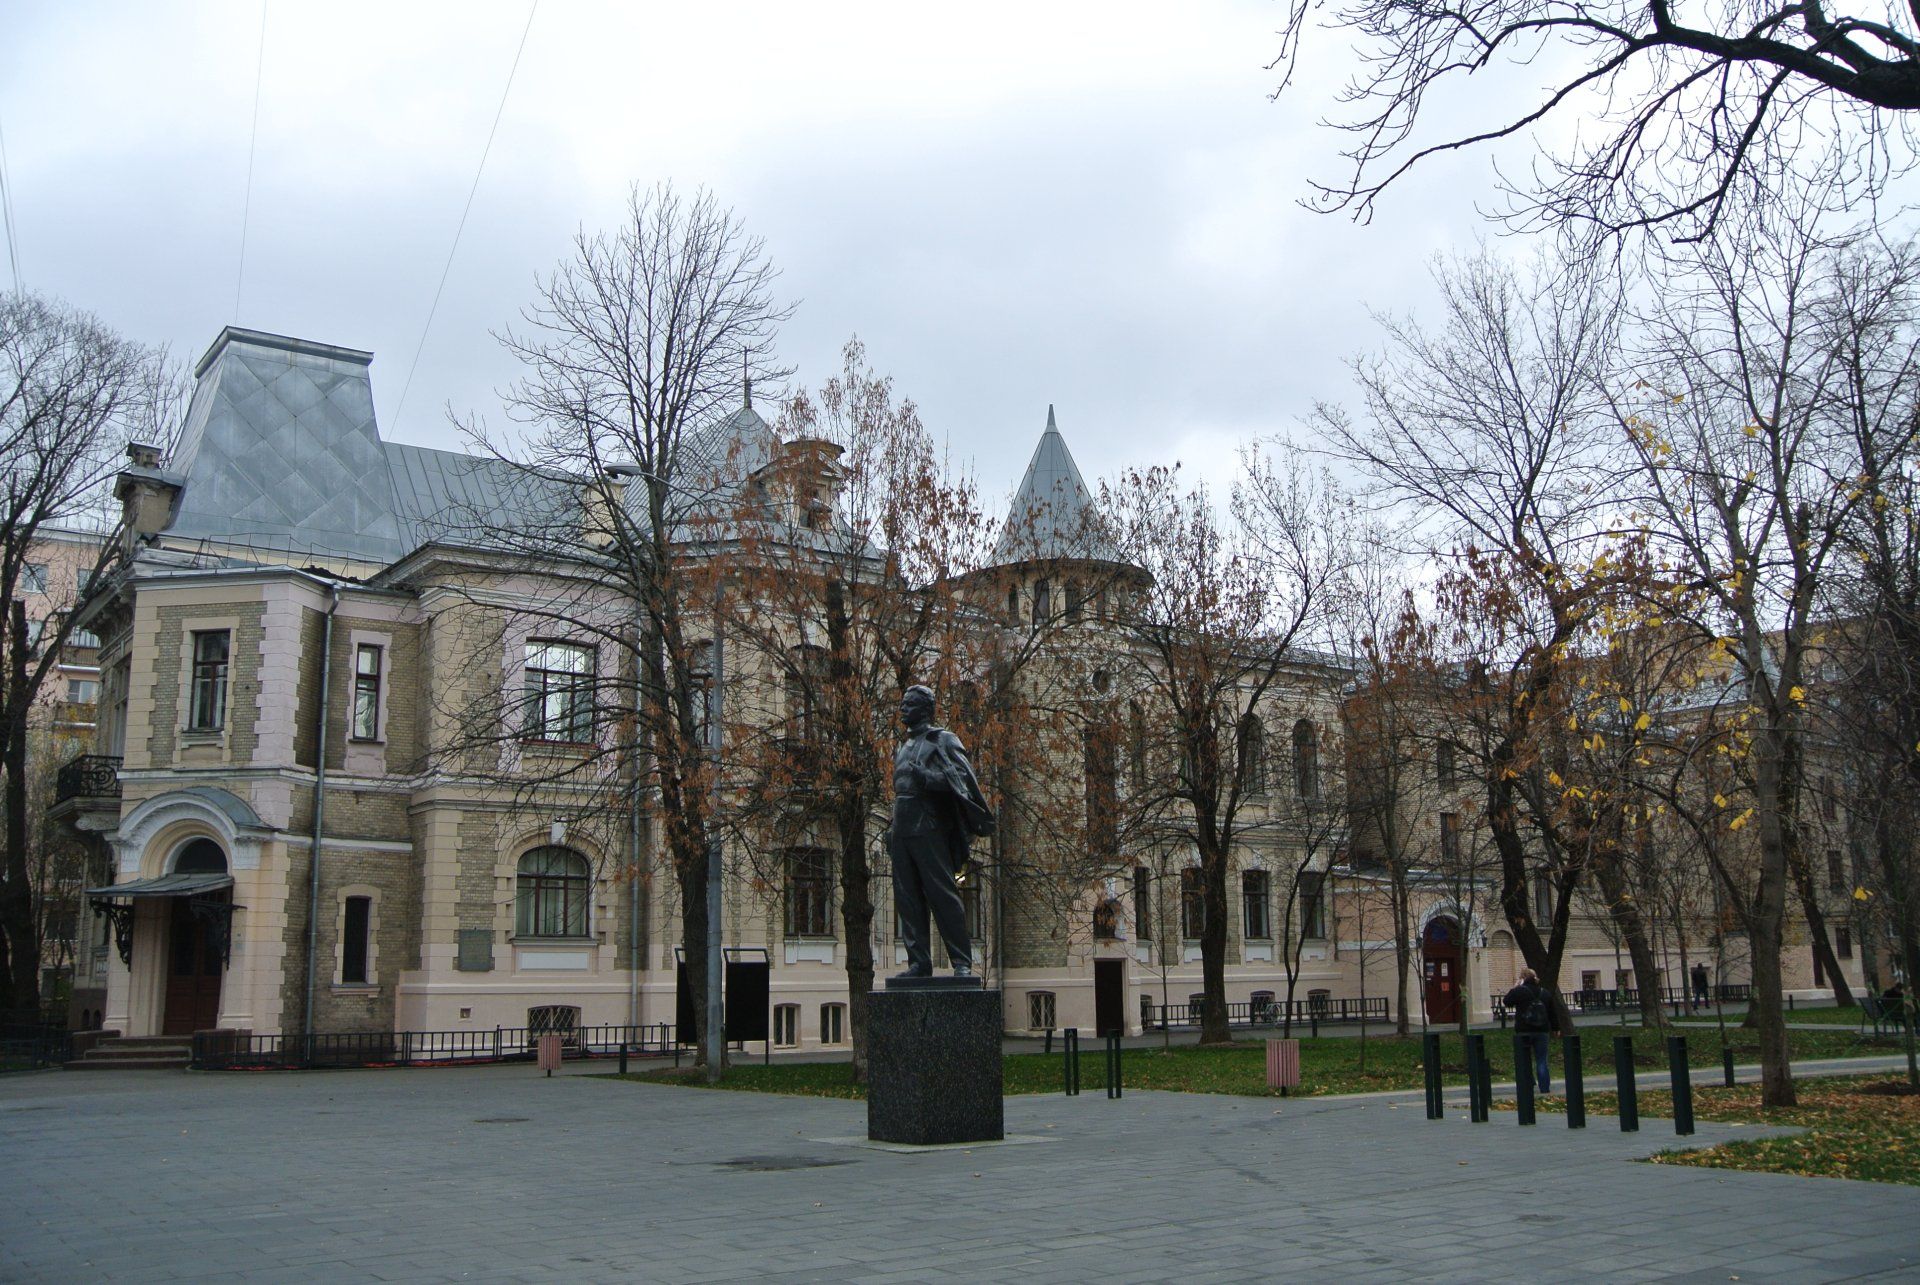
867,987,1004,1146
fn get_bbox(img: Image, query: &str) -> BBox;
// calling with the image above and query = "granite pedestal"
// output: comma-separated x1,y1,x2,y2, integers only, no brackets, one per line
866,980,1004,1145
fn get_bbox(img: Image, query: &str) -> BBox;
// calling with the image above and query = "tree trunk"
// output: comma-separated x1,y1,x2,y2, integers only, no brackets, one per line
1,599,38,1012
1589,847,1668,1028
676,850,713,1064
1787,855,1856,1006
1751,740,1798,1107
1391,864,1413,1037
839,797,874,1084
1199,847,1230,1045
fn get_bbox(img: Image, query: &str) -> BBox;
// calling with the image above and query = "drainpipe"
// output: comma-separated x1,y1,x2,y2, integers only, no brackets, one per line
303,584,340,1049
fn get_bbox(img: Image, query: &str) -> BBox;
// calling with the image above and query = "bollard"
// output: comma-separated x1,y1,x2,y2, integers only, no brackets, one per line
1311,1014,1319,1039
1513,1033,1536,1126
1722,1045,1735,1088
1063,1028,1080,1096
1106,1033,1123,1099
1613,1034,1639,1133
1667,1035,1695,1136
1564,1034,1585,1128
1422,1032,1443,1120
619,1041,629,1075
1467,1033,1490,1123
1044,1027,1054,1056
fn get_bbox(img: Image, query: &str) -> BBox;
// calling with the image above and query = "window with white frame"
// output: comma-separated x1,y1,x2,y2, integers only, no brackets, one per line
1298,871,1327,939
340,895,372,985
773,1004,800,1047
1242,869,1271,940
784,847,833,938
1180,867,1206,939
1027,991,1056,1030
21,563,47,594
515,846,591,938
352,643,383,740
188,630,230,730
820,1002,845,1045
523,639,595,742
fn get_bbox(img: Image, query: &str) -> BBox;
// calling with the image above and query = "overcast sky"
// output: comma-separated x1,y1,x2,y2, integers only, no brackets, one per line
3,1,1517,507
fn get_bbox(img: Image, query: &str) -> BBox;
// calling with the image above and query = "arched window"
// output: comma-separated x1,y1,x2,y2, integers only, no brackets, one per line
1237,714,1266,796
174,838,227,874
1292,719,1319,798
516,846,590,938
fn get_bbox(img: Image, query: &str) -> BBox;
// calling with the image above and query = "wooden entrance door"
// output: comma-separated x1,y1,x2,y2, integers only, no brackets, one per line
1094,959,1125,1036
163,897,225,1036
1422,916,1462,1025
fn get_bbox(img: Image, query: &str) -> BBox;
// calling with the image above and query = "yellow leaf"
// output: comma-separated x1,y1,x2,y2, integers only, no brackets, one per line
1618,696,1632,712
1789,686,1806,702
1713,793,1729,808
1634,713,1651,732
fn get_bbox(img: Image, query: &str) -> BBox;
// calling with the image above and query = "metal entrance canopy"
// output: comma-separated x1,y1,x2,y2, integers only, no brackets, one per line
86,875,240,967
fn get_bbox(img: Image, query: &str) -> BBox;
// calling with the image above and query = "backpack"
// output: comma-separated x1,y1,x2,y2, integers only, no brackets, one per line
1520,989,1550,1030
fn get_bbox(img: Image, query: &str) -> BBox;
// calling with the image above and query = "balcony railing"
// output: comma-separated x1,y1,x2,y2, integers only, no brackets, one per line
55,755,121,803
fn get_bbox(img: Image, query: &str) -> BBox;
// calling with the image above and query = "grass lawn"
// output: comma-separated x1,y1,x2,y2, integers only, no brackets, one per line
1527,1075,1920,1187
613,1025,1904,1101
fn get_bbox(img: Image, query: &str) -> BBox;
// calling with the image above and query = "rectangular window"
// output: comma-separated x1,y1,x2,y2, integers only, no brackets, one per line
1837,926,1853,959
820,1003,845,1044
1180,867,1206,939
1436,739,1456,787
1027,991,1056,1030
1533,877,1552,924
189,630,230,730
773,1004,799,1047
524,639,595,742
1132,866,1152,940
784,847,833,938
1065,579,1083,623
21,563,47,594
1826,851,1846,896
1242,869,1271,940
1581,970,1601,993
66,678,99,704
352,644,383,740
1439,812,1460,866
1084,731,1117,860
960,862,982,941
341,896,371,984
1032,578,1051,626
1298,870,1326,939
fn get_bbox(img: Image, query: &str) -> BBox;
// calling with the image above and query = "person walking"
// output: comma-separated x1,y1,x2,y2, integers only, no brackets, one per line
1691,962,1711,1010
1504,967,1555,1094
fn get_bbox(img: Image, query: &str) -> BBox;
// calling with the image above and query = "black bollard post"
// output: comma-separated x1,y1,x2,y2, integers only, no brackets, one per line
1467,1033,1490,1123
1045,1027,1054,1056
619,1041,629,1076
1564,1034,1585,1128
1513,1034,1536,1126
1613,1034,1639,1133
1107,1034,1123,1099
1722,1045,1736,1088
1064,1028,1080,1096
1667,1035,1695,1136
1422,1032,1443,1120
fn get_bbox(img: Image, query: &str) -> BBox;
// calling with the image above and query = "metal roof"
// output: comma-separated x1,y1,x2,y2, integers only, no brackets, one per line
991,406,1118,565
85,872,234,900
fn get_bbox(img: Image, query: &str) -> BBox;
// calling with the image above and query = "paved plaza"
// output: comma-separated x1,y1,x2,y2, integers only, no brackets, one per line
3,1064,1917,1283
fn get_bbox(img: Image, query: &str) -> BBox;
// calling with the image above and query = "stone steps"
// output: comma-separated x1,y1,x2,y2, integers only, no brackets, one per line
65,1036,192,1071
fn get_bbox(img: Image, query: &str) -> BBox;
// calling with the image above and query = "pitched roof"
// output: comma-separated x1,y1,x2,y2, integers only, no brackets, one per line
991,405,1117,565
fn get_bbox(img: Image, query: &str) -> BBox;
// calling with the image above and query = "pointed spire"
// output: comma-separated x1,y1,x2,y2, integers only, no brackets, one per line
990,404,1117,566
1046,403,1057,433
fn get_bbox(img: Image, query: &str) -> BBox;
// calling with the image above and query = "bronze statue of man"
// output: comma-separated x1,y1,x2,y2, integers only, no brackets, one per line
890,684,994,980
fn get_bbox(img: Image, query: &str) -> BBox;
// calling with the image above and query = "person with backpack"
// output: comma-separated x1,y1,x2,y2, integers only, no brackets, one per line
1504,967,1555,1094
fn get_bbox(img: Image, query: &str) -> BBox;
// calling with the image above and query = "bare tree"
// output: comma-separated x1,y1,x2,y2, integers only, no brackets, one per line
1274,0,1920,242
442,183,792,1067
1606,211,1920,1104
0,293,177,1012
1102,449,1348,1044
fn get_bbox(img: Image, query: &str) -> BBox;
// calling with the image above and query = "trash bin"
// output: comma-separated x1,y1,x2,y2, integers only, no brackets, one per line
537,1032,563,1075
1266,1038,1300,1093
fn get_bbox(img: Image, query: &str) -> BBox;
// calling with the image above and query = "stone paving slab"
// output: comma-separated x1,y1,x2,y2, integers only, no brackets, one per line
2,1065,1917,1282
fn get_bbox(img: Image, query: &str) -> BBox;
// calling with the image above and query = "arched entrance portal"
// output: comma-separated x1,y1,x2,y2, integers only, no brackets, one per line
1422,916,1463,1025
163,839,229,1036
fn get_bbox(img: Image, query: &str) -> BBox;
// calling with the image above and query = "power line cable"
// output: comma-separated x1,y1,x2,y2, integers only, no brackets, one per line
234,1,268,323
393,1,538,430
0,110,22,293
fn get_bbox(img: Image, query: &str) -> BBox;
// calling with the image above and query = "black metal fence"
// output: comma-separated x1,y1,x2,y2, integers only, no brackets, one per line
55,754,122,802
1494,983,1755,1022
0,1011,71,1071
193,1023,679,1071
1143,996,1390,1030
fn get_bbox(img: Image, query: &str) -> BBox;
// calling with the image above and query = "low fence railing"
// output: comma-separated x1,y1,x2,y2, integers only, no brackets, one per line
55,754,122,803
0,1012,71,1071
1494,983,1756,1022
1143,996,1390,1030
193,1023,679,1071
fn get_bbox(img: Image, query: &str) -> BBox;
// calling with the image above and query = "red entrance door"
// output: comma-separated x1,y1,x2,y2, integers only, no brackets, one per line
1422,916,1462,1025
162,897,225,1036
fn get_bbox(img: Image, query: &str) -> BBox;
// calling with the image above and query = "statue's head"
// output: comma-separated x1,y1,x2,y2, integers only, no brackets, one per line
900,684,935,729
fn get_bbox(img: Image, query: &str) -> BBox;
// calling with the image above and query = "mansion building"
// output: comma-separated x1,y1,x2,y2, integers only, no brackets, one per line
50,327,1863,1052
